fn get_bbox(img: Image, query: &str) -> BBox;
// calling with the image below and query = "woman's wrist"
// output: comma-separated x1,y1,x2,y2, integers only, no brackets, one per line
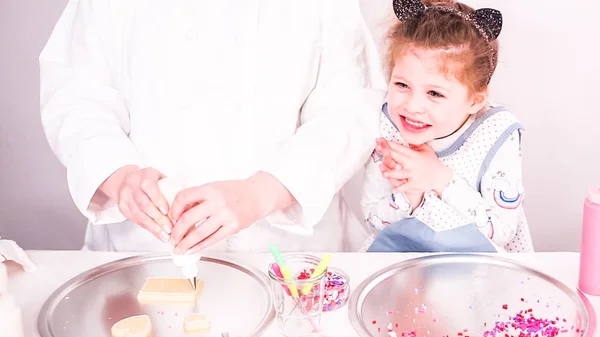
98,165,140,201
244,171,296,220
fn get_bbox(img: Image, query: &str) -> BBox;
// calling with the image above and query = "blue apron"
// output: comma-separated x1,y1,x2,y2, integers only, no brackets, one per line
367,217,497,253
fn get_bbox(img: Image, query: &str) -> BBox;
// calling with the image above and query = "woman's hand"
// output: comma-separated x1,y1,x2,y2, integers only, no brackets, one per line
168,172,295,254
100,166,173,242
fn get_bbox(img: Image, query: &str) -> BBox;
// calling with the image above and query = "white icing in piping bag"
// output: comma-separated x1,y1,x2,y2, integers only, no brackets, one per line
158,177,201,289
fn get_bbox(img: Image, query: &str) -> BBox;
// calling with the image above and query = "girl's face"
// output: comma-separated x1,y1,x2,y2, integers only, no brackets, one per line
387,47,488,145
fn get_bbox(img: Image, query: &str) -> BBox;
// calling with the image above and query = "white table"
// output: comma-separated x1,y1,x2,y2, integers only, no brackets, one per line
6,251,600,336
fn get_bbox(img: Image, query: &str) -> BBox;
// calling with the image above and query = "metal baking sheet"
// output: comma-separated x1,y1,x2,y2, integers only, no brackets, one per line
38,253,274,337
349,254,596,337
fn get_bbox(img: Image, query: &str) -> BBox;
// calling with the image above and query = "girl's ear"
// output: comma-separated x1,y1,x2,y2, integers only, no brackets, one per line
469,88,488,115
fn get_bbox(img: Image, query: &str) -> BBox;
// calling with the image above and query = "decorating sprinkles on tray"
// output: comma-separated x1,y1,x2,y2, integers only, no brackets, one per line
372,298,585,337
295,267,350,312
482,305,583,337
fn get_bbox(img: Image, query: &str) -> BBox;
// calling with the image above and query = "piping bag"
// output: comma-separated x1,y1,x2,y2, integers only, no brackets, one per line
158,177,201,290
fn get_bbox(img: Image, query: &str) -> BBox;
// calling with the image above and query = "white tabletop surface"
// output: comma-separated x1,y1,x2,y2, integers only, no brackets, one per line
5,251,600,336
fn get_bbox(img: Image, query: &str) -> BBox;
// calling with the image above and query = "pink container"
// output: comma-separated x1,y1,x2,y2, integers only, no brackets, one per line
578,187,600,295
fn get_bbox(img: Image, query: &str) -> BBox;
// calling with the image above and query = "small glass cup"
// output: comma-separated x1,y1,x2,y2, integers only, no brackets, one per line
322,266,350,312
268,254,327,337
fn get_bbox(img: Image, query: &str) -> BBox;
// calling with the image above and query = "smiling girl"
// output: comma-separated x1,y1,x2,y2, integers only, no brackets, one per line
360,0,533,253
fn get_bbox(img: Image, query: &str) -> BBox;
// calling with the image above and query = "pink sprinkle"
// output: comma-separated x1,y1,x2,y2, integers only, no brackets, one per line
387,311,393,316
372,320,377,324
414,308,426,313
482,303,565,337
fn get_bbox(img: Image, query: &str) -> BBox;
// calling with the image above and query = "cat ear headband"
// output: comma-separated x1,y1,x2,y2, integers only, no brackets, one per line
392,0,502,84
392,0,503,43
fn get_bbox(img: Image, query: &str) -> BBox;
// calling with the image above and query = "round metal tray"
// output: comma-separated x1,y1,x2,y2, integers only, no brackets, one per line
349,254,596,337
38,253,275,337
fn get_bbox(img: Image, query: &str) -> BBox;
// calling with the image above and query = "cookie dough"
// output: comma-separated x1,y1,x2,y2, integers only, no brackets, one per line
137,278,204,303
184,313,211,333
111,315,151,337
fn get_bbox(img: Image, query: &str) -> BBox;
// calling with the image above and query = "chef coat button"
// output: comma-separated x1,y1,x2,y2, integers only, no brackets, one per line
185,30,198,41
227,235,240,247
179,100,191,110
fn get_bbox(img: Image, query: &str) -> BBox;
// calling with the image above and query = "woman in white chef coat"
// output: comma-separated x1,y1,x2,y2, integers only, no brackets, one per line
40,0,386,254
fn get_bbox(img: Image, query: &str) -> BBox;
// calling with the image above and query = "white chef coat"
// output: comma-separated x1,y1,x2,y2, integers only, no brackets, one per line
39,0,387,252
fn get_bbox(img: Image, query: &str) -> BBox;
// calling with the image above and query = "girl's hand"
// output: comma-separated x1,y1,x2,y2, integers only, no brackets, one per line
378,139,453,196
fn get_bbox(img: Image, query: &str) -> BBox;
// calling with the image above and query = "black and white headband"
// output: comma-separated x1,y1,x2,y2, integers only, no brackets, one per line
392,0,503,42
392,0,503,84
